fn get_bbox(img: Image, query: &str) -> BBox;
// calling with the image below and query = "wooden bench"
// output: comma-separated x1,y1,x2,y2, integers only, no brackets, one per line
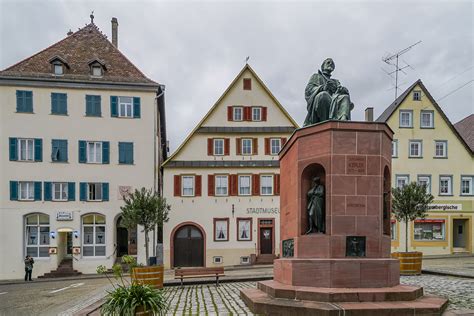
174,267,225,286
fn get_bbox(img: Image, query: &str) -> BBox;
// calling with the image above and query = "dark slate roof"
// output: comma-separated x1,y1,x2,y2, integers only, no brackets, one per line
454,114,474,153
166,160,280,168
0,23,157,85
196,126,296,133
376,79,473,156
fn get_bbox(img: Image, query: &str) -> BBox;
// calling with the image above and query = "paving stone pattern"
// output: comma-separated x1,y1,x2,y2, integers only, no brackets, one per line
162,275,474,315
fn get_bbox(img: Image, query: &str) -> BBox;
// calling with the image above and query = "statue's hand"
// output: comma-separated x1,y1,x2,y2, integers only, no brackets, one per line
337,86,349,95
325,81,337,94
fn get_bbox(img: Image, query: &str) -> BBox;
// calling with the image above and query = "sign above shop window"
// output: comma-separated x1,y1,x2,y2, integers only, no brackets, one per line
427,204,462,211
56,211,73,221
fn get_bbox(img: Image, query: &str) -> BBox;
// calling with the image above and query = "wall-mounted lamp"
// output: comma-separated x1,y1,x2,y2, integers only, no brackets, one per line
73,231,79,239
50,231,56,239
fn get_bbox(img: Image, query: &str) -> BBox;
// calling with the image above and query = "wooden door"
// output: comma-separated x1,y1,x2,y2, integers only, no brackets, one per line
174,225,204,267
260,228,273,254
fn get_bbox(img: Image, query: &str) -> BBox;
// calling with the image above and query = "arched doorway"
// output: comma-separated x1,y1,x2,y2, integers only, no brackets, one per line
116,216,137,257
173,224,204,267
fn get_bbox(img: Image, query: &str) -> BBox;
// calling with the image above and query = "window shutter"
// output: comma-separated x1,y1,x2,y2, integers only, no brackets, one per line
262,107,268,121
195,175,202,196
236,138,242,155
133,97,141,118
68,182,75,201
80,182,87,201
252,174,260,196
128,143,134,164
61,93,67,114
10,181,18,201
102,183,109,201
244,107,252,121
230,175,238,196
78,141,86,163
208,175,215,196
281,137,287,146
9,138,18,161
34,139,42,162
119,142,125,164
44,182,52,201
252,138,258,155
264,138,270,155
85,95,92,116
16,90,21,112
110,96,118,117
174,175,181,197
207,138,213,156
227,106,233,121
224,138,230,155
51,93,57,114
34,182,42,201
95,95,102,116
62,140,68,162
274,174,280,195
26,91,33,112
102,141,110,164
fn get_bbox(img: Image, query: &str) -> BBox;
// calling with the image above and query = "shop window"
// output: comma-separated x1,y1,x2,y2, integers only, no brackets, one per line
237,218,252,241
25,214,50,258
82,214,106,256
182,176,195,197
260,175,274,195
215,175,228,196
214,218,229,241
238,175,251,196
414,219,445,241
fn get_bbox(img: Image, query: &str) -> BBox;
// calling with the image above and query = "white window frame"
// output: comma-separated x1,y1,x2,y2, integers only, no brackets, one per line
53,182,68,201
420,111,434,128
395,175,409,189
82,214,106,257
270,138,281,156
417,175,431,194
399,110,413,128
414,220,446,241
215,175,228,196
87,183,103,201
392,139,398,158
19,181,35,200
86,141,102,163
460,176,473,196
439,175,453,196
260,175,274,196
118,96,133,118
434,141,447,158
413,90,421,101
252,107,262,121
54,64,63,75
25,214,50,258
409,140,422,158
238,175,251,196
241,138,252,155
181,175,195,197
92,66,102,77
233,107,243,121
213,139,224,156
18,138,34,161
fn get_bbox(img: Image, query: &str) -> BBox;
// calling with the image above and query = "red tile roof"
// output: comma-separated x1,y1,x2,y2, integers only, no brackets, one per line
0,23,157,85
454,114,474,153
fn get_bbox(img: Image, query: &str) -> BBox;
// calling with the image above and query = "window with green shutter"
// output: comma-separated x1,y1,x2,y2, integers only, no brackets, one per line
85,95,101,117
16,90,33,113
51,93,67,115
51,139,68,162
118,142,134,164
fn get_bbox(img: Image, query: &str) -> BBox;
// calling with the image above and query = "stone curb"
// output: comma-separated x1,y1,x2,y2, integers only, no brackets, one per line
422,269,474,279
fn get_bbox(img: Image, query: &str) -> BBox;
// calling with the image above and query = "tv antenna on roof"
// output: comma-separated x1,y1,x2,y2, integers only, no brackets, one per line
382,40,421,99
245,56,250,64
90,11,94,24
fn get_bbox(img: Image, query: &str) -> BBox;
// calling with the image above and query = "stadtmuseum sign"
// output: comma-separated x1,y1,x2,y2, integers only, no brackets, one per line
246,207,280,215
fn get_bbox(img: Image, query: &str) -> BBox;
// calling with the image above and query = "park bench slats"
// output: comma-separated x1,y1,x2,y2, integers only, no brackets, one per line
174,267,225,286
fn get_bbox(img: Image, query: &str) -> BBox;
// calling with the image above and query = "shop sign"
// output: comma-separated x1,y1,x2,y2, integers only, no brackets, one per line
427,204,462,211
56,211,73,221
246,207,280,214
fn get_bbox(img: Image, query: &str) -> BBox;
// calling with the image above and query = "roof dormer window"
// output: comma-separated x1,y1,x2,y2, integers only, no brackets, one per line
48,56,69,76
92,66,102,77
88,59,106,78
54,64,63,75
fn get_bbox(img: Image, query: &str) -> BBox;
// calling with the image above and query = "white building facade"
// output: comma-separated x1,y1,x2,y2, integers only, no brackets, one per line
0,20,165,279
162,65,298,268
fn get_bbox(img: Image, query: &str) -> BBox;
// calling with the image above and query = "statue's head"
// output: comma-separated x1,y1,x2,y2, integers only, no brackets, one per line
321,58,335,75
312,176,320,184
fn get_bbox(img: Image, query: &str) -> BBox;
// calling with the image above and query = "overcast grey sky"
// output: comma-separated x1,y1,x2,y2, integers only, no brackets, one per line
1,0,472,152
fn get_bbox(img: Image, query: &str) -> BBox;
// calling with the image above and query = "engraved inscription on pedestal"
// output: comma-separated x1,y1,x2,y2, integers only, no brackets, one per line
346,236,366,257
282,239,294,258
346,156,366,175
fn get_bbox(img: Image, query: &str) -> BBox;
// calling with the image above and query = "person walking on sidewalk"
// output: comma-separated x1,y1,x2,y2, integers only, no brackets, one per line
24,255,34,281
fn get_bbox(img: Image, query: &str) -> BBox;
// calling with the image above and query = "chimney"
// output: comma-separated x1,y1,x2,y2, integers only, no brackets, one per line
67,29,73,36
111,17,118,48
365,107,374,122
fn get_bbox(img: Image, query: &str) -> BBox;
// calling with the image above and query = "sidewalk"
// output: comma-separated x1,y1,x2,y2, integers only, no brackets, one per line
422,255,474,279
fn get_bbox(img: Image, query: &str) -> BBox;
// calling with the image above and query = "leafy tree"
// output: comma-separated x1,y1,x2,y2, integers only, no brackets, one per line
120,188,171,264
392,182,434,252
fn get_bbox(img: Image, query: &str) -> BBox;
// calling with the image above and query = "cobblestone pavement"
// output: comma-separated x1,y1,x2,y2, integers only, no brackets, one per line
162,275,474,315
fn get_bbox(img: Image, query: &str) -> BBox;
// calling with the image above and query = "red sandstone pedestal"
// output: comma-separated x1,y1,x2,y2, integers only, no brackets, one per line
241,121,448,315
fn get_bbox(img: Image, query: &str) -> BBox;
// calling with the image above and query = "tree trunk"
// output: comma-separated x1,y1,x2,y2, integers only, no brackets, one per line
145,230,149,266
405,220,409,253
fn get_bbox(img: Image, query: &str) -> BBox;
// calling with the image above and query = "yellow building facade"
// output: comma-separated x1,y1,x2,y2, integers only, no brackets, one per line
377,80,473,256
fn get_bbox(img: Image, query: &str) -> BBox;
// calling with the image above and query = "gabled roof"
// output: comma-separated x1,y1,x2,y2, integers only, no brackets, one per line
376,79,473,156
0,23,157,85
455,114,474,153
162,64,299,167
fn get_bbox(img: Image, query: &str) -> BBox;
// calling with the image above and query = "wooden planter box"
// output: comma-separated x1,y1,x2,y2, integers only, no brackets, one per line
131,265,164,289
392,251,423,275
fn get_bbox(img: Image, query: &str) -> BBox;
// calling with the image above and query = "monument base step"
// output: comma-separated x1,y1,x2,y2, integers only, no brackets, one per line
241,287,448,316
258,280,424,302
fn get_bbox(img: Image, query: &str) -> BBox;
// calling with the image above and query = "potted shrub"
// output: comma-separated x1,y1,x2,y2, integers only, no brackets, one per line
97,256,167,316
391,181,434,275
120,188,170,288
